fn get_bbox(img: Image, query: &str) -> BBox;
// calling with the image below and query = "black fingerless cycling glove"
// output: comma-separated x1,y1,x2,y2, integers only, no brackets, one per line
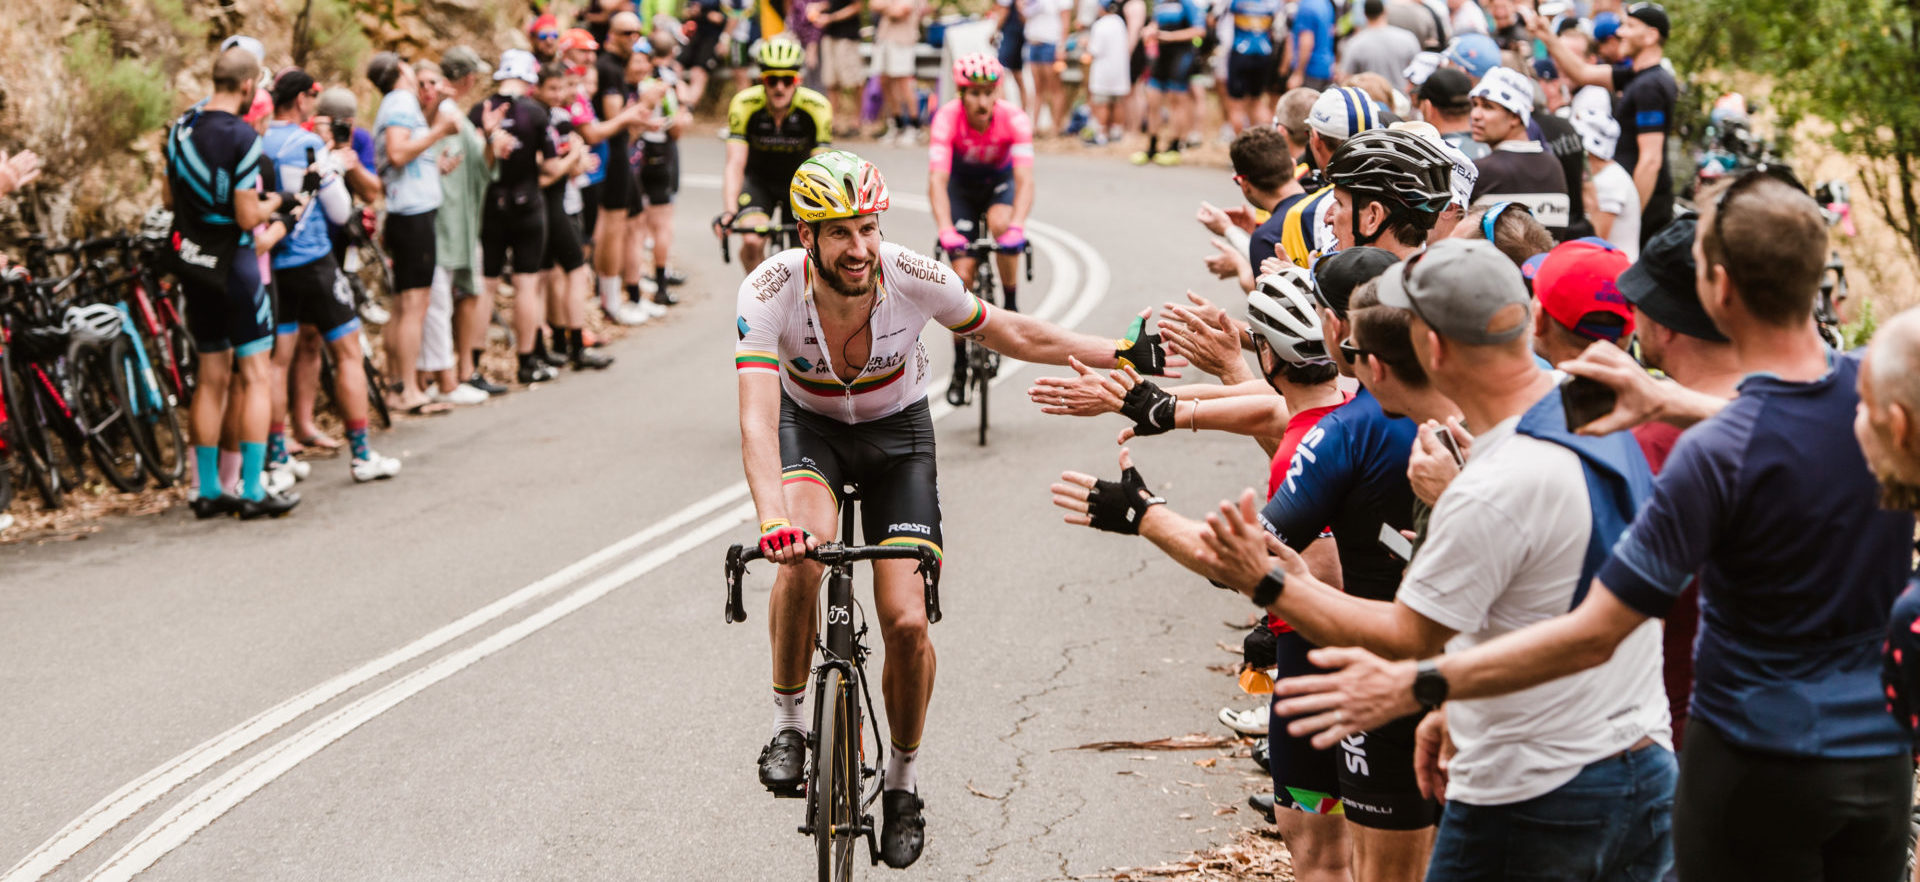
1119,381,1177,436
1087,466,1165,534
1115,314,1170,376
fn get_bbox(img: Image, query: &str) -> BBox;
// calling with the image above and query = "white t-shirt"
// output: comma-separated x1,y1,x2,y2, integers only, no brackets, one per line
1000,0,1068,44
734,243,992,424
1450,0,1488,35
1089,14,1134,96
1591,161,1642,261
1397,411,1671,807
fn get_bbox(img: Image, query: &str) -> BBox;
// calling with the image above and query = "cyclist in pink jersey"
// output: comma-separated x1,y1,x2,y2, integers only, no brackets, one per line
929,53,1036,405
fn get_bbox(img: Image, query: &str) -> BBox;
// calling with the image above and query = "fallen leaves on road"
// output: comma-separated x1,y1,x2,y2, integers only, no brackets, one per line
1,483,187,545
966,781,1007,800
1062,734,1242,753
1193,758,1218,768
1076,830,1296,880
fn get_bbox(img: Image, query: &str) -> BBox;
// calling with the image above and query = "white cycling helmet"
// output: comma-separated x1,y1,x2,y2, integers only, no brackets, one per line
141,206,174,240
1248,267,1331,367
63,304,124,344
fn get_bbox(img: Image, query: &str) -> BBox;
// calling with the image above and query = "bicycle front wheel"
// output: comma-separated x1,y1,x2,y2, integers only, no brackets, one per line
972,344,990,447
812,667,861,882
3,345,61,509
72,338,147,493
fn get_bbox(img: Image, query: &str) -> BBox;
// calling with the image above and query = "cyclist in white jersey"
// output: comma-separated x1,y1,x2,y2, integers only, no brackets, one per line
734,150,1176,868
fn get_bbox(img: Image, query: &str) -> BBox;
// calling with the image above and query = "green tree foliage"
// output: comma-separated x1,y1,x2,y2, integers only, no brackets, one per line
1672,0,1920,264
286,0,373,81
64,27,175,154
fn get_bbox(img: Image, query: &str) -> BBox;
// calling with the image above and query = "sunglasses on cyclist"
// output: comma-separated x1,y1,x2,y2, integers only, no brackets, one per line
763,73,798,86
536,30,560,39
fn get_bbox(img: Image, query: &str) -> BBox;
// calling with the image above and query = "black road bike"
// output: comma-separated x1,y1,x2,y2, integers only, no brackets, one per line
940,234,1031,446
724,488,942,882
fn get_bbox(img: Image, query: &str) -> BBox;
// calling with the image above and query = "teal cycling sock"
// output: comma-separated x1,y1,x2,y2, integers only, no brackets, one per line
195,446,222,499
268,424,287,466
239,441,267,502
345,419,371,461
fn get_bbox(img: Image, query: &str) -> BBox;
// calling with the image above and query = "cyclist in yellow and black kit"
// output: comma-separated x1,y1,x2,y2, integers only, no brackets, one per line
714,37,834,271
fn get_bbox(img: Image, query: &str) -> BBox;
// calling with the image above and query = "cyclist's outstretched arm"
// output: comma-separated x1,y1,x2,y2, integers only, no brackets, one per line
738,372,791,528
976,308,1175,372
1009,165,1035,230
720,140,749,224
927,167,955,233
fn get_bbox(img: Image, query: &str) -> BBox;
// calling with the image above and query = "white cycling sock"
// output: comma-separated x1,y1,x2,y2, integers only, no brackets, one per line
597,276,622,311
773,685,809,735
885,740,919,793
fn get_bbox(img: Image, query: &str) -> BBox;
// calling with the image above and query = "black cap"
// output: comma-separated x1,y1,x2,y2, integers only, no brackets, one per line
1313,247,1400,315
1417,68,1472,113
1627,2,1670,43
1616,218,1729,342
271,68,318,109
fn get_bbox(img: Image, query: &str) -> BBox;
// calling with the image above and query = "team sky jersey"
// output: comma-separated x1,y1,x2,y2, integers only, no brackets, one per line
727,85,834,185
735,243,992,424
1259,387,1418,602
1227,0,1280,55
927,99,1035,178
1279,186,1337,269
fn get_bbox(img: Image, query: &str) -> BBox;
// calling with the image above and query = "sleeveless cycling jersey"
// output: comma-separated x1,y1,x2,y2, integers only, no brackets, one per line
735,243,992,424
927,99,1035,178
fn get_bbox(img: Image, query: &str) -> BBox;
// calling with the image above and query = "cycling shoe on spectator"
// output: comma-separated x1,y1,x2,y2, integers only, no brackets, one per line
351,450,402,483
1249,793,1276,824
190,494,243,519
1250,736,1269,768
664,269,687,286
264,464,297,496
879,789,926,868
1219,705,1270,736
758,728,808,796
465,374,509,397
286,458,312,481
238,489,300,520
571,348,615,371
517,363,559,385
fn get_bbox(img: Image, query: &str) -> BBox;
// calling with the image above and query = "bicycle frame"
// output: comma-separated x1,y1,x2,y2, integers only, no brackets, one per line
110,303,166,419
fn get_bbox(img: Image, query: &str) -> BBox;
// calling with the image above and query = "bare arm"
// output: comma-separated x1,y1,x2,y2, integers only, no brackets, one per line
233,189,279,231
1436,582,1649,701
927,168,955,231
974,308,1134,370
1632,132,1663,209
721,139,750,217
739,372,792,525
1009,164,1035,228
384,114,460,169
1527,12,1614,88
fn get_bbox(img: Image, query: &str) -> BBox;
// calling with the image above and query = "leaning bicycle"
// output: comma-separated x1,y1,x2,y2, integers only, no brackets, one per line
939,233,1031,446
724,487,942,882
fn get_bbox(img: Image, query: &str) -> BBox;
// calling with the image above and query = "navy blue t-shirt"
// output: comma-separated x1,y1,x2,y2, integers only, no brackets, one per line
1250,191,1306,272
1599,353,1917,758
1260,387,1418,602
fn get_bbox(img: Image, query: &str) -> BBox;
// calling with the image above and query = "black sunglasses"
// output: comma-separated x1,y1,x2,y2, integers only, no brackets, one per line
1339,337,1367,365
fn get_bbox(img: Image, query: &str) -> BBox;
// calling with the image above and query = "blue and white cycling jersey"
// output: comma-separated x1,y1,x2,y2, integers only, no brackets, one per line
1259,387,1418,602
1228,0,1281,56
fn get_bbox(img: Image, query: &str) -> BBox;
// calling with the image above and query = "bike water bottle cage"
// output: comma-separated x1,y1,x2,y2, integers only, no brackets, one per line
1087,467,1165,534
1119,381,1177,436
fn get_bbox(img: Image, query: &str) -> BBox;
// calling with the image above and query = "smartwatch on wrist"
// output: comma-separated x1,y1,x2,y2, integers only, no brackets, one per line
1413,659,1449,710
1250,567,1285,607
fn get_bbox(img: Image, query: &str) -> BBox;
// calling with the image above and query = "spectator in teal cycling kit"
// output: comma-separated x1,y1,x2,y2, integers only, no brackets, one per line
1273,176,1918,882
1288,0,1336,91
1130,0,1206,166
262,67,404,485
162,47,299,519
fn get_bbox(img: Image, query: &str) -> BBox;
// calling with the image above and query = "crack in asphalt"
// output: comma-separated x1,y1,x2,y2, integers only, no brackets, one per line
968,558,1161,881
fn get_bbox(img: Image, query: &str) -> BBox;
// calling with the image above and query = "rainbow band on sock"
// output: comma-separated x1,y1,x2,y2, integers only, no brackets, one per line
773,682,808,695
878,536,942,561
735,350,781,373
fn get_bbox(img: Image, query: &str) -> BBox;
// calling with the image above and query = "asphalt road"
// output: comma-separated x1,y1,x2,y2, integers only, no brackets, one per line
0,136,1282,881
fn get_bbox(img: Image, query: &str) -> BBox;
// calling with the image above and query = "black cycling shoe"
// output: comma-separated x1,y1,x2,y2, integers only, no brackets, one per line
944,363,969,407
466,374,509,396
1250,736,1269,769
238,489,300,520
879,789,926,868
1249,792,1276,824
758,728,808,797
517,363,558,385
664,269,687,286
571,349,614,371
190,494,242,519
538,348,569,369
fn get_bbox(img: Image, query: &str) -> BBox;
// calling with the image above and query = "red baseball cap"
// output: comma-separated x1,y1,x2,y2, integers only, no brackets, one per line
1534,238,1635,342
558,27,600,52
528,13,560,36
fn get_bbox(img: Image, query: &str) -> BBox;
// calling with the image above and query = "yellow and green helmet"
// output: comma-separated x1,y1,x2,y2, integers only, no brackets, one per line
789,151,891,224
755,37,805,72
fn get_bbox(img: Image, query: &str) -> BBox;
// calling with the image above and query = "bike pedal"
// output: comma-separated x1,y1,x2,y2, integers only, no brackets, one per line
768,784,807,799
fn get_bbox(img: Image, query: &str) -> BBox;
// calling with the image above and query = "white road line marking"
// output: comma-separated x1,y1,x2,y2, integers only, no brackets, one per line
19,184,1111,881
1,484,748,882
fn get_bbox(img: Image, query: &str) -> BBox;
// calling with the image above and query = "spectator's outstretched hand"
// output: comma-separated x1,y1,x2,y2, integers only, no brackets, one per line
1413,707,1452,803
1407,417,1472,506
1029,355,1127,416
0,149,44,198
1160,293,1245,381
1273,646,1422,749
1203,238,1245,280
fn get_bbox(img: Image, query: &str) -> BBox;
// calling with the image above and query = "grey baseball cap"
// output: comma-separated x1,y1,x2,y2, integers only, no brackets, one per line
442,45,491,81
1375,239,1532,346
316,87,358,121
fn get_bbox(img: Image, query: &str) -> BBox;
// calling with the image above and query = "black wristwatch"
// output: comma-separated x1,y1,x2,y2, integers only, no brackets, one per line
1250,567,1286,607
1412,659,1449,710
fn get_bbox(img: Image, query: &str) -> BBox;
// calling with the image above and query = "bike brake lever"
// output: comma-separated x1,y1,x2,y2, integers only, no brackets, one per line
724,544,749,624
917,551,942,625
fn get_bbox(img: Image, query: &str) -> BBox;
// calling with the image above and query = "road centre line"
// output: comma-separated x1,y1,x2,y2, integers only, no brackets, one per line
13,195,1111,879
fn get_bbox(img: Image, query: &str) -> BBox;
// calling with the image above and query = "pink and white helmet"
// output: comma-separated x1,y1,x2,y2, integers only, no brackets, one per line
953,53,1003,87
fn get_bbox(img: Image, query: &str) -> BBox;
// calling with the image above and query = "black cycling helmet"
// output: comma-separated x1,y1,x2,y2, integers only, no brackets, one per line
1325,129,1455,246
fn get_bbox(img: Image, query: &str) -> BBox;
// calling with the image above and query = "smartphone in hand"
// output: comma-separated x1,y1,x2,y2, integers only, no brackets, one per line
1432,424,1466,466
1561,373,1619,431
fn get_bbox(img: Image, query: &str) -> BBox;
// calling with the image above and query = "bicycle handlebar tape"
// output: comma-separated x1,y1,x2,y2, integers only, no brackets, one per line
1086,467,1166,535
1119,381,1178,436
1115,315,1169,376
